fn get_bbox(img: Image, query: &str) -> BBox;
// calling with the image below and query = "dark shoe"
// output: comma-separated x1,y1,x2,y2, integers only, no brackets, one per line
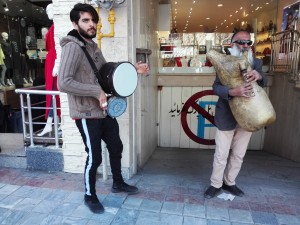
111,182,139,195
222,183,244,197
84,194,104,214
204,186,221,199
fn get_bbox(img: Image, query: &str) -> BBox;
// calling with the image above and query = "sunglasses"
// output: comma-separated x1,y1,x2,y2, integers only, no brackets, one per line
233,40,253,46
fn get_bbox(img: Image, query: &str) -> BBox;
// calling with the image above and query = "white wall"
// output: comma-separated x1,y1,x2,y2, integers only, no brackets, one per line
128,0,159,168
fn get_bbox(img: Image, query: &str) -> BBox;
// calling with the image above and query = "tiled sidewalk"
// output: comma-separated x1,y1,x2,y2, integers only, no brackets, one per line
0,148,300,225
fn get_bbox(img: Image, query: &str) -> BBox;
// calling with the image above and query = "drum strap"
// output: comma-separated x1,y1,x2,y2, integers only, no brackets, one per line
81,47,106,88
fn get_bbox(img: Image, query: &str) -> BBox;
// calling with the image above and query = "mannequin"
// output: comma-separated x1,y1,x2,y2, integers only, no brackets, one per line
38,3,61,136
0,32,14,86
0,45,5,88
25,36,33,83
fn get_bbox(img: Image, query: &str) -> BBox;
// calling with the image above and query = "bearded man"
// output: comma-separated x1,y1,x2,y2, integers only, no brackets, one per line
204,30,267,199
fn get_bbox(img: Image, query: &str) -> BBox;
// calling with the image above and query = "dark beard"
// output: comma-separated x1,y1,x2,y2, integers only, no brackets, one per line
78,26,96,39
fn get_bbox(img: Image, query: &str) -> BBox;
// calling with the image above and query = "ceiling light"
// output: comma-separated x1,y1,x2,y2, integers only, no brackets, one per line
200,25,203,26
193,1,196,3
217,4,223,7
240,7,243,10
206,17,210,20
4,8,9,12
230,14,232,17
175,1,177,4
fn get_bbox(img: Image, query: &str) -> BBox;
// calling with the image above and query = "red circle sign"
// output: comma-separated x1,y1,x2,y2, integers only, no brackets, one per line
180,90,216,145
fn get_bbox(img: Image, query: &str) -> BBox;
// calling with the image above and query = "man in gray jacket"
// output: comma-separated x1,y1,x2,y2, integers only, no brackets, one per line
58,3,149,213
204,30,267,199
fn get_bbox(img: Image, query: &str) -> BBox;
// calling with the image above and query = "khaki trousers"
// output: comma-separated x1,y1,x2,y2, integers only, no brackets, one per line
210,127,252,188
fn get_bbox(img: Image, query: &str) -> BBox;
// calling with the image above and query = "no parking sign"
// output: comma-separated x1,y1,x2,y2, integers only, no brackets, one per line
180,90,216,145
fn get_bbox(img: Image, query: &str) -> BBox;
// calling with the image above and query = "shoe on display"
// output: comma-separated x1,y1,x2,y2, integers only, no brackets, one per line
7,79,13,86
222,183,244,197
23,78,28,84
84,194,104,214
111,181,139,194
204,186,221,199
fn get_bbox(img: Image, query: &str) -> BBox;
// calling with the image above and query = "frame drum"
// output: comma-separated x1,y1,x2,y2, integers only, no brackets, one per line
98,62,138,97
107,96,127,118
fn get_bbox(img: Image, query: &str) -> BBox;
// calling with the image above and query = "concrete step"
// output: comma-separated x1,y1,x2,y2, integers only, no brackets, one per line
0,154,27,169
0,133,27,169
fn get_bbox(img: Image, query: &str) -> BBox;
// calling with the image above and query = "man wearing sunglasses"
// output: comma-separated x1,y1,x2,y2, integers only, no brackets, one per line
204,30,267,199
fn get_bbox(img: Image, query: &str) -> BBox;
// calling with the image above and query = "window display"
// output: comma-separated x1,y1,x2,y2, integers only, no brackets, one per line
0,1,51,133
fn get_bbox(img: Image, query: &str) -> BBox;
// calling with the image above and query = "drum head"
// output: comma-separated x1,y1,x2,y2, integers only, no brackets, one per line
107,97,127,118
113,62,138,97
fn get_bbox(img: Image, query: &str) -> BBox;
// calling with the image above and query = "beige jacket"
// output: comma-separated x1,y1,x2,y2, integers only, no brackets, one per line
58,29,106,119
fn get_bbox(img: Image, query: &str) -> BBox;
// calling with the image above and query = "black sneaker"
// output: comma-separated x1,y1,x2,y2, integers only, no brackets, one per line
111,182,139,195
204,186,221,199
222,183,244,197
84,194,104,214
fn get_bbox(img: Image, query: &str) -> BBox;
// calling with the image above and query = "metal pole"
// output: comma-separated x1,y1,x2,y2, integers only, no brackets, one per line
26,94,34,147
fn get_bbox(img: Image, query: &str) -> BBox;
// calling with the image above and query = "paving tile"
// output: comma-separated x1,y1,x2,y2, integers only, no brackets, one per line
139,199,163,213
122,197,143,210
91,206,119,222
161,201,184,215
251,211,278,225
63,191,85,204
70,204,94,219
183,203,205,218
0,207,11,223
31,199,61,214
40,215,66,225
276,214,300,225
135,211,183,225
183,216,207,225
249,202,272,213
12,197,42,211
63,216,89,225
10,185,37,198
206,206,229,221
0,184,21,195
102,194,126,208
146,191,166,201
44,189,71,201
207,219,231,225
110,208,139,225
0,209,27,224
228,209,253,223
0,183,5,188
51,202,81,216
18,212,48,225
28,187,53,200
228,200,250,210
271,203,297,215
0,195,24,209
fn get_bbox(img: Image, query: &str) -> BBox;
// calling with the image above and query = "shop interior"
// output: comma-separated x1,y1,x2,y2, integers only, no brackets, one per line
0,0,51,133
158,0,278,73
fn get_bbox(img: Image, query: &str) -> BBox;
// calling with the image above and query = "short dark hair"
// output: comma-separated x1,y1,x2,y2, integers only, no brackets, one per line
70,3,99,24
231,29,250,43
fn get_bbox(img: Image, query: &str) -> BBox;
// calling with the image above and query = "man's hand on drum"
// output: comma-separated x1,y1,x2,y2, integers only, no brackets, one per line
229,83,253,98
135,61,149,75
243,70,262,83
99,91,107,110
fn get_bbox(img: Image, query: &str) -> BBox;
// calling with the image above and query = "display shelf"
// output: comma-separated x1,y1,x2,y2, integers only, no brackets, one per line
255,31,272,62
